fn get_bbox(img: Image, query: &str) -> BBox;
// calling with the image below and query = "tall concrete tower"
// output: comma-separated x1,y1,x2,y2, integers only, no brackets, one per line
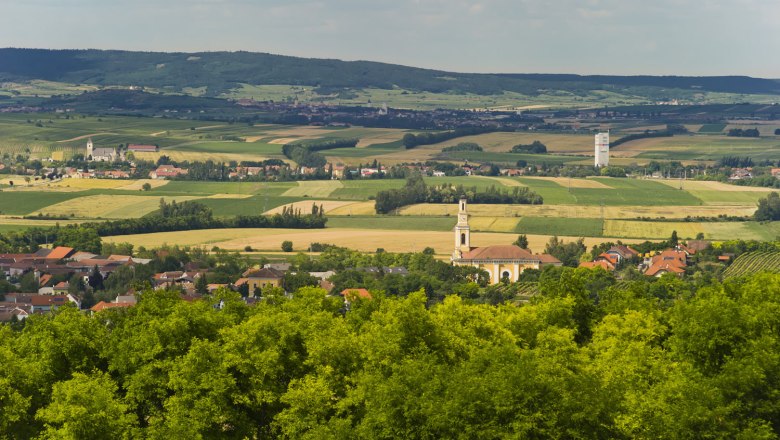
452,197,470,260
595,132,609,167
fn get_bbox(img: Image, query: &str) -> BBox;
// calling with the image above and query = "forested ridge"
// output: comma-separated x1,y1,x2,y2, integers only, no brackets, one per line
1,48,778,96
3,270,780,438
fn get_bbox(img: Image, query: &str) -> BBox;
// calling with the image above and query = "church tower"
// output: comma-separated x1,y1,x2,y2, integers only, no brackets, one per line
86,138,94,160
453,197,470,259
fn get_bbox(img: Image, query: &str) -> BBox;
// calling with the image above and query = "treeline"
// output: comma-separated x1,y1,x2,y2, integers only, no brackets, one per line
728,128,760,137
441,142,483,152
510,140,547,154
374,175,542,214
3,270,780,437
718,156,754,167
281,138,357,167
402,127,499,149
610,129,674,149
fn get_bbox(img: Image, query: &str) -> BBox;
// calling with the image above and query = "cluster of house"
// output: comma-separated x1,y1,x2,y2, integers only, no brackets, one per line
0,246,152,321
578,240,713,277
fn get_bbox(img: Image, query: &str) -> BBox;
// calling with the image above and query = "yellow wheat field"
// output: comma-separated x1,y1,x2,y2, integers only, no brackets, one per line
468,217,521,232
50,179,129,190
264,200,357,215
116,179,170,191
32,195,200,219
604,220,704,240
281,180,343,197
103,227,642,255
323,201,377,216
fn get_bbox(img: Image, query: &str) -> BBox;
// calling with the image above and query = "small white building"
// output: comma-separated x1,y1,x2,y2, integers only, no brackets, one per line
595,132,609,167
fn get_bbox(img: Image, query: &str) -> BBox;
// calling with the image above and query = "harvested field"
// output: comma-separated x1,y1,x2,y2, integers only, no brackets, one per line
468,217,521,232
116,179,170,191
103,228,641,255
655,179,774,192
523,176,613,189
604,220,704,240
398,203,756,219
32,195,199,219
282,180,343,197
206,193,253,199
264,200,356,215
268,137,298,144
327,201,377,216
50,179,128,190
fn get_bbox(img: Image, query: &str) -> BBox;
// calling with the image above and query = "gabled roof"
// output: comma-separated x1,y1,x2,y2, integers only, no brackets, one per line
461,245,536,260
46,246,75,260
91,301,133,312
608,245,639,259
30,295,69,306
645,263,686,277
244,267,285,279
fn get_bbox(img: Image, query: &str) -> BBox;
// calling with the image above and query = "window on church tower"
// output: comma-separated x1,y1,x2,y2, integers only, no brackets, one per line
461,233,466,245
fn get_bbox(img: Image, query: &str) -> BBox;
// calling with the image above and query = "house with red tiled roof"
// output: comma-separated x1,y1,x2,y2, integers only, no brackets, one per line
579,260,616,271
340,288,372,306
451,198,561,284
150,165,188,179
90,301,133,313
605,245,639,263
644,249,688,277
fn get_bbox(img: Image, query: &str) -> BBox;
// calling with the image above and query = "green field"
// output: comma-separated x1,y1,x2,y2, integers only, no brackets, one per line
0,191,87,215
569,178,703,206
198,196,304,217
327,216,456,231
517,217,604,237
165,141,283,156
514,178,578,204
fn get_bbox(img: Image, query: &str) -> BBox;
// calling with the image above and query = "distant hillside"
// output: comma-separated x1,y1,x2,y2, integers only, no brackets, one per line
1,48,779,98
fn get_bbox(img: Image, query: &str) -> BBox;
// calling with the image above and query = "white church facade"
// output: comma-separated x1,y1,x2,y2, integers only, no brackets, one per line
86,138,124,162
451,197,561,284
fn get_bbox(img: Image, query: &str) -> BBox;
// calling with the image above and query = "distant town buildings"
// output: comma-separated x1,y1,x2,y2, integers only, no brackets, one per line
594,132,609,167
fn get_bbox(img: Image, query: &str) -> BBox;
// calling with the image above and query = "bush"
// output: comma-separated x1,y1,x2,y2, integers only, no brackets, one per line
510,141,547,154
281,241,293,252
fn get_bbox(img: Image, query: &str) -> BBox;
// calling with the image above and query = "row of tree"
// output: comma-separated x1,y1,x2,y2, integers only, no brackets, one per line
374,175,543,214
402,127,499,149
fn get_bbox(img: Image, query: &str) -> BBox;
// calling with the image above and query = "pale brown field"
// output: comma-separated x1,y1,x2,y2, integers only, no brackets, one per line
264,200,357,215
324,201,377,216
281,180,343,197
33,195,199,219
267,137,298,144
399,203,757,219
654,179,774,192
355,130,407,147
116,179,170,191
103,227,642,255
206,193,253,199
468,217,521,232
522,176,613,189
50,179,128,190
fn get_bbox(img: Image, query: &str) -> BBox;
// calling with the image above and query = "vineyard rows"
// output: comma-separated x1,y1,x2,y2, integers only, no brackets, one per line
723,251,780,278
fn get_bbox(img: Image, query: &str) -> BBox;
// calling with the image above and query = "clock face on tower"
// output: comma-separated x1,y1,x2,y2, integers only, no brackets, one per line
459,214,468,223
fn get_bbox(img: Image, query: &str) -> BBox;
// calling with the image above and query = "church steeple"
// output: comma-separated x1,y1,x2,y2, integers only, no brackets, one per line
453,196,470,259
86,138,94,160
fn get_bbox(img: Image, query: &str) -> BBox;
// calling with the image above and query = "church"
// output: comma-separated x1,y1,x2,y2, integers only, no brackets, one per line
86,138,123,162
451,197,561,284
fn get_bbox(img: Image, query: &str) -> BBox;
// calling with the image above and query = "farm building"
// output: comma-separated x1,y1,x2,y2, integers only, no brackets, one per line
150,165,188,179
450,197,561,284
127,144,158,152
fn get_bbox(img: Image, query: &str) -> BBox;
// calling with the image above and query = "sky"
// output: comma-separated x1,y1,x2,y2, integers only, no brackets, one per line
0,0,778,77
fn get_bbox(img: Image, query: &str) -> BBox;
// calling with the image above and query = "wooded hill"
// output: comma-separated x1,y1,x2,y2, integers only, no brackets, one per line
2,48,779,97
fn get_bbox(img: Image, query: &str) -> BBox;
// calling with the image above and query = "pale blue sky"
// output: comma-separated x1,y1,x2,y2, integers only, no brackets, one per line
1,0,778,77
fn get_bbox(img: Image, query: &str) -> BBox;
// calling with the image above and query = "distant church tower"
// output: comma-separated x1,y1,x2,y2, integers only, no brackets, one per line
594,132,609,167
86,138,94,160
453,197,471,259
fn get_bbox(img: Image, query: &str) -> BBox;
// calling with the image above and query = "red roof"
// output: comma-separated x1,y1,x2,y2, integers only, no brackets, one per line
579,260,615,271
46,246,74,260
461,245,535,260
90,301,133,312
340,288,372,300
